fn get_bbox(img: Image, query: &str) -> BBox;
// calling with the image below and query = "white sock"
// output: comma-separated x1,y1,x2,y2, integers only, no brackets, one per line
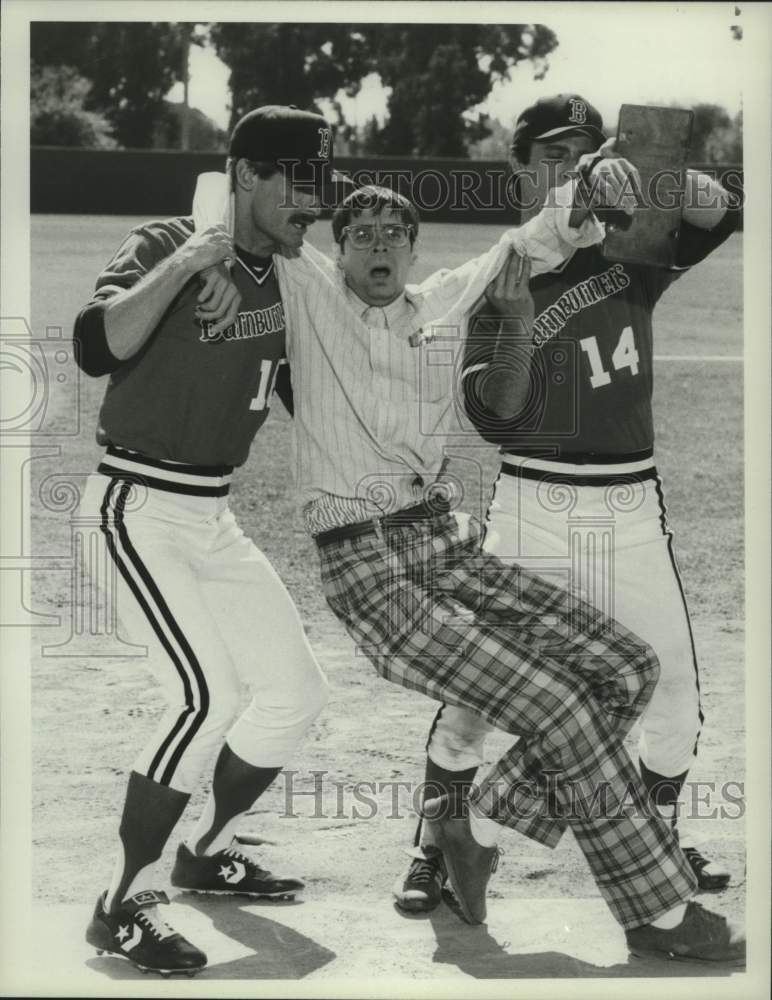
186,797,244,856
419,823,437,851
656,802,676,825
650,902,688,929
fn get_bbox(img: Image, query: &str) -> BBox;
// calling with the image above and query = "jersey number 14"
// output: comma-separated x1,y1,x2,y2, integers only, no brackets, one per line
579,327,640,389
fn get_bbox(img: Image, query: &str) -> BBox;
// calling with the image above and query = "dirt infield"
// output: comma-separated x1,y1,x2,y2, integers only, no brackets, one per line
20,219,747,990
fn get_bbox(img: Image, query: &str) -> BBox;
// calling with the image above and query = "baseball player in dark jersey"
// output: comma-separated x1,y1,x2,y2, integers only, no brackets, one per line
395,94,739,915
73,106,340,976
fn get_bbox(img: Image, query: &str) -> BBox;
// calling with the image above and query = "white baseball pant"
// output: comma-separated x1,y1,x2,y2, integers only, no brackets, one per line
80,451,328,794
427,453,702,780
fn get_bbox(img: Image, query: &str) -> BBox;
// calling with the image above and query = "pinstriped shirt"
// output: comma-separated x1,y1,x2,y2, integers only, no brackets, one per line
275,187,604,527
279,250,469,521
191,172,605,527
301,288,441,533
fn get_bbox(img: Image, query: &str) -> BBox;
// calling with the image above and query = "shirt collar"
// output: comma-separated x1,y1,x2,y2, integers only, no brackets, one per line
343,283,417,329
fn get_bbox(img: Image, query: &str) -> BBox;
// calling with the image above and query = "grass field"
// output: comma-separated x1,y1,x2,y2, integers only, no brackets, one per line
25,216,745,982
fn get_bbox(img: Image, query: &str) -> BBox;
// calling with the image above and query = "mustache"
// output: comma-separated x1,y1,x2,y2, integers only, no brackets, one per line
289,212,318,226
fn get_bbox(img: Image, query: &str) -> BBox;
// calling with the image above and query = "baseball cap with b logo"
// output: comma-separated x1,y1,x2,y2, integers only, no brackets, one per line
511,94,606,147
229,104,347,190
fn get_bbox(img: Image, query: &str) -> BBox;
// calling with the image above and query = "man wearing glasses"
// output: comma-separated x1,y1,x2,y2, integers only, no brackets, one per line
191,177,744,964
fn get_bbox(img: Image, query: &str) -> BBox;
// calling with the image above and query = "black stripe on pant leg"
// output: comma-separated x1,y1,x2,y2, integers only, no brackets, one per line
424,703,446,754
111,482,211,785
479,469,503,551
99,480,197,783
100,479,199,784
653,475,705,749
100,479,208,785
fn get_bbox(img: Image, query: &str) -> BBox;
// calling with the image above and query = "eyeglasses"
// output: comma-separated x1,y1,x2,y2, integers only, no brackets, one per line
341,223,414,250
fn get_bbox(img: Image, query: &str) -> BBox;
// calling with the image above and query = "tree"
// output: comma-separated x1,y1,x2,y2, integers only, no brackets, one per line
209,22,558,156
364,24,558,156
30,65,117,148
688,103,731,161
704,108,742,164
361,115,382,155
673,104,743,164
209,23,373,129
681,103,742,164
31,22,197,148
466,116,514,160
153,102,228,152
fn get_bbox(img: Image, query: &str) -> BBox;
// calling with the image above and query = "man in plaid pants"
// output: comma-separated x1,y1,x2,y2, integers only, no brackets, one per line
192,165,744,962
285,184,744,964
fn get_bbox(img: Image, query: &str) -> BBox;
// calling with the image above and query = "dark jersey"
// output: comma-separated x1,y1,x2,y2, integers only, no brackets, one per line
74,217,292,467
462,214,738,459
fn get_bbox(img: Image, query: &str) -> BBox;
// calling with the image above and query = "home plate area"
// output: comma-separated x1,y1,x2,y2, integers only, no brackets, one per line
33,891,740,986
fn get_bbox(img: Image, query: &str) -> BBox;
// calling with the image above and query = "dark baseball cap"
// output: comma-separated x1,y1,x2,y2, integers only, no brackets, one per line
229,104,347,189
512,94,606,147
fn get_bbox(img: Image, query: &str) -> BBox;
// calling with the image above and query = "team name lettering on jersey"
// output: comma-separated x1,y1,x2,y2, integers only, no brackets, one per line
201,302,286,344
533,263,631,347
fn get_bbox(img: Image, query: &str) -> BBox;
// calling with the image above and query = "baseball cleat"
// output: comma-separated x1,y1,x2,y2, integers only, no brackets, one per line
392,847,446,914
682,846,731,892
422,794,499,925
625,900,745,964
86,889,207,976
171,842,304,900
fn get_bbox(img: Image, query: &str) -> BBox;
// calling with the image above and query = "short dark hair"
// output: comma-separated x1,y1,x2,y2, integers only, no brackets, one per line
226,156,281,189
509,139,533,168
332,185,419,247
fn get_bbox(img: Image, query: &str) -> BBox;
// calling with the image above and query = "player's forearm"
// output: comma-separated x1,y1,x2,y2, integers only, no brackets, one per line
485,325,534,418
466,317,534,421
480,368,532,419
103,250,197,361
682,171,729,230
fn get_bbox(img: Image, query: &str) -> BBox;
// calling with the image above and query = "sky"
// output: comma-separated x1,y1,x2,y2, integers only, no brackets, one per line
168,4,745,134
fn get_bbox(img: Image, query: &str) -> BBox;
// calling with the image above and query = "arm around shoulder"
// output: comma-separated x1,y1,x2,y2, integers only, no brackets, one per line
100,246,199,363
73,222,234,375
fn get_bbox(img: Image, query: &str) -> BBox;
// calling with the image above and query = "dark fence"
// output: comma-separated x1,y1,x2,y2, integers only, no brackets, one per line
30,147,743,227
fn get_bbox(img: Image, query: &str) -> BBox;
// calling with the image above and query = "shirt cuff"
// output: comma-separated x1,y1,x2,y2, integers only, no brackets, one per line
193,172,232,231
73,300,122,377
504,180,604,274
551,178,605,246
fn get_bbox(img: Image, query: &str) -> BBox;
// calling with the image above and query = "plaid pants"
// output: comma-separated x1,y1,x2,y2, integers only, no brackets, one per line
317,509,697,928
